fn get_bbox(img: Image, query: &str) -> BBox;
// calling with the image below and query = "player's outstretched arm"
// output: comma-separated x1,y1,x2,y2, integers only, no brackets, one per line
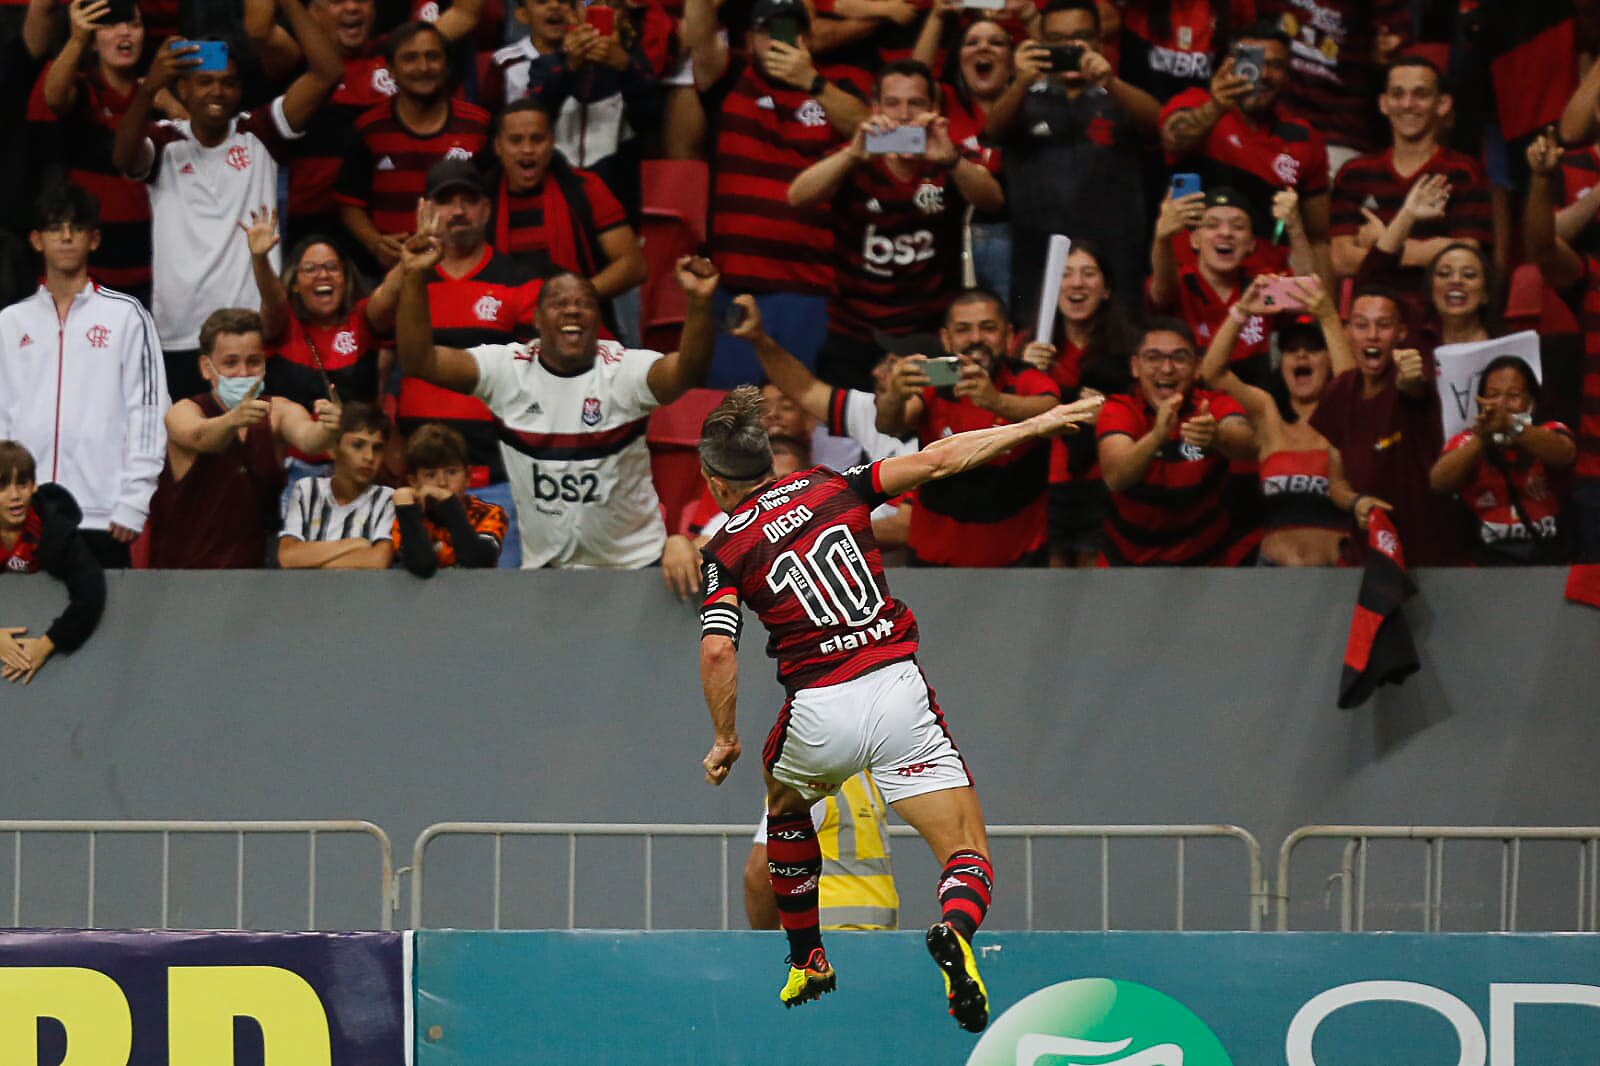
699,626,742,786
875,396,1103,498
727,296,834,422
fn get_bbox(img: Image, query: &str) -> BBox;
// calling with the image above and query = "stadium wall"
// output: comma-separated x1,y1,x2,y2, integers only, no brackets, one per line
3,569,1597,930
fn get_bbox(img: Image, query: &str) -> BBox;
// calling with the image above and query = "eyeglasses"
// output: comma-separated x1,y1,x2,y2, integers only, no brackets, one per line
1138,349,1196,368
299,262,344,277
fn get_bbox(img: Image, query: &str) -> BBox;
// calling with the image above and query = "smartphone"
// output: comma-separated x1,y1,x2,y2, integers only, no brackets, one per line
720,301,748,334
766,13,801,47
172,39,229,72
920,356,961,388
960,0,1006,9
1169,172,1202,200
583,3,615,35
97,0,137,24
1232,43,1265,88
1046,43,1083,73
865,125,927,155
1258,275,1315,312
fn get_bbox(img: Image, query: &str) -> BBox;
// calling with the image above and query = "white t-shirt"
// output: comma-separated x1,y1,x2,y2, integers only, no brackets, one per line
282,477,396,544
135,98,301,351
470,338,667,569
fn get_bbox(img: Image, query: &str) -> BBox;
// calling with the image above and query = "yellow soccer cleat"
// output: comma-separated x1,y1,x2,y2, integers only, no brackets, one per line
778,947,837,1008
926,921,989,1033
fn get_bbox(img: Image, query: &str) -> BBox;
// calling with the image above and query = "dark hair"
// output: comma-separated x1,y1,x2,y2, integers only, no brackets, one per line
406,423,471,470
1049,238,1138,395
338,401,390,440
383,20,448,67
199,308,264,355
1423,241,1501,335
1042,0,1099,31
1230,16,1289,48
535,271,599,310
281,235,367,323
0,441,36,488
1478,355,1541,418
875,58,936,101
944,287,1007,326
940,17,1013,112
1347,284,1402,319
699,385,773,484
34,181,101,232
496,97,554,135
1385,55,1446,93
1137,315,1198,353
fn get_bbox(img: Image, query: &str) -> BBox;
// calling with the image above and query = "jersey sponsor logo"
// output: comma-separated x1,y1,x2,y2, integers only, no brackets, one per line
862,224,936,277
913,182,945,215
376,155,397,171
795,100,827,128
226,145,251,171
865,197,883,214
528,462,602,504
755,95,775,110
1263,473,1329,496
445,145,473,161
724,508,759,534
1273,152,1301,186
794,876,819,894
896,762,934,778
331,330,358,355
1362,194,1380,213
1480,515,1557,543
938,875,964,894
1475,490,1498,510
522,400,544,416
473,293,502,322
1147,43,1212,79
761,504,815,543
770,863,814,877
818,615,893,656
770,826,810,841
86,325,111,349
582,396,602,426
372,67,397,95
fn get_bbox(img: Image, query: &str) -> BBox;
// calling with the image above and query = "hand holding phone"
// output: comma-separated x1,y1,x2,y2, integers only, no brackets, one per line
172,38,229,72
865,125,927,155
1046,43,1083,73
1257,275,1316,312
1169,172,1202,200
583,3,615,35
1231,43,1265,89
920,356,961,388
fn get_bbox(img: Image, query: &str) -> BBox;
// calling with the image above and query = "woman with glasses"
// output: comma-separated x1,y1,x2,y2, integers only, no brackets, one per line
242,207,404,494
1198,274,1389,566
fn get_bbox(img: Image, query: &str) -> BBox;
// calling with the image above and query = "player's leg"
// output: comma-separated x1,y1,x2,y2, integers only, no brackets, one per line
765,773,836,1007
743,844,779,929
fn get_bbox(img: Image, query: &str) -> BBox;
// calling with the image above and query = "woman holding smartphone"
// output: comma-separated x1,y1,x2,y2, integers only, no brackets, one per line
1198,274,1391,566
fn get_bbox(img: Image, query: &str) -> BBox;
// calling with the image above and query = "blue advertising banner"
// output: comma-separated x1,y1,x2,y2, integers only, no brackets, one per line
413,930,1600,1065
0,929,408,1066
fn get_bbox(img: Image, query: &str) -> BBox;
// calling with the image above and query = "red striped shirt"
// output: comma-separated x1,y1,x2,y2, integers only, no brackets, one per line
1147,255,1271,384
1263,0,1411,152
1116,0,1256,103
829,158,968,341
1332,147,1492,283
28,65,151,296
289,52,396,218
335,98,491,237
266,299,383,411
1096,388,1250,565
710,63,865,295
1575,258,1600,481
495,168,627,274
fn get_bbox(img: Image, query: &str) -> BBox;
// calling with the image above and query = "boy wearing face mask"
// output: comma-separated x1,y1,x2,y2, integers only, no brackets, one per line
147,307,342,568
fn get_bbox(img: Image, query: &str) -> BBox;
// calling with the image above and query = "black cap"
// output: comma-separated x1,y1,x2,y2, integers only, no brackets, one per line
750,0,809,29
424,157,486,200
1203,186,1253,214
1277,313,1325,352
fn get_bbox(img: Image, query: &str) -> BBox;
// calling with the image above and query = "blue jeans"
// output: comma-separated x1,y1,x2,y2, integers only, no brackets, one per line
708,291,829,388
1571,480,1600,563
473,481,523,569
970,221,1013,311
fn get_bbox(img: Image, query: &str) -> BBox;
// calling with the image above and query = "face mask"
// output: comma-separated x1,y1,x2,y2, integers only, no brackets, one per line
211,368,263,410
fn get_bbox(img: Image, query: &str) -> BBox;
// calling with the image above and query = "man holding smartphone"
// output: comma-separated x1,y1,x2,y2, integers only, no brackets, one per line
984,0,1157,324
1159,19,1333,282
788,59,1002,391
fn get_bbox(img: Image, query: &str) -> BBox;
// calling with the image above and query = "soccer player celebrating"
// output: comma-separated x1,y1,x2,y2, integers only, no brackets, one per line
693,359,1100,1029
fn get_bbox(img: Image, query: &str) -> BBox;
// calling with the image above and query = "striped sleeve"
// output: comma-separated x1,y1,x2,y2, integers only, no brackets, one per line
367,487,397,543
282,478,315,541
108,290,169,530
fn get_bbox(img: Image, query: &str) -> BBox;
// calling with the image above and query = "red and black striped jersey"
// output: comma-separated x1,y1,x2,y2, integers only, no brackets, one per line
1332,147,1492,281
701,462,920,694
1263,0,1411,152
829,158,968,341
907,365,1059,567
491,167,628,276
1146,256,1270,385
335,98,491,237
1096,388,1251,566
288,51,395,218
1572,258,1600,481
710,62,866,296
265,299,383,412
1116,0,1256,104
397,248,541,484
1160,88,1329,237
27,65,151,299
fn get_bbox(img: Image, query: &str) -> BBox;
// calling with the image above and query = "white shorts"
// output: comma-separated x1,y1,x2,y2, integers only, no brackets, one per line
762,660,971,805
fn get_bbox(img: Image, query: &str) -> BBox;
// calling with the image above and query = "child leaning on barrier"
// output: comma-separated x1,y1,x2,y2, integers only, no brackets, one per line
392,424,508,578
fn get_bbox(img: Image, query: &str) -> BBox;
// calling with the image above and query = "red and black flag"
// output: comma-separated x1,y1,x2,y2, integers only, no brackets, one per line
1566,564,1600,609
1481,1,1577,142
1339,511,1420,709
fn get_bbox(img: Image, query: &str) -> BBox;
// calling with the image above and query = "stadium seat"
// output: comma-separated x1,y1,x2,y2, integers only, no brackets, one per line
648,387,725,535
1503,263,1545,332
639,160,710,354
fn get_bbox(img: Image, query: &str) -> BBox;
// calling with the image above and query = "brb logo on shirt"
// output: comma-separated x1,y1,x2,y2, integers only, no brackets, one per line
226,145,251,171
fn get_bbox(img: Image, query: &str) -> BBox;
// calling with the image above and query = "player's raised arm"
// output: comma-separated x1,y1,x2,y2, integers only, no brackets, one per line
395,201,482,395
874,396,1103,498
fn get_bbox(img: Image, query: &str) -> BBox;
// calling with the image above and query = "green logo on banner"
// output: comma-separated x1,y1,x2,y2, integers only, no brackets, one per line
967,978,1233,1066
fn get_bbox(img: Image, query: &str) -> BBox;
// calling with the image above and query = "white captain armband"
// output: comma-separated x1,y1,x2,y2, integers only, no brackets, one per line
701,602,743,647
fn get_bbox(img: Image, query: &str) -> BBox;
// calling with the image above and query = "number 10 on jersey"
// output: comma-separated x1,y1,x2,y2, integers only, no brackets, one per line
766,524,885,627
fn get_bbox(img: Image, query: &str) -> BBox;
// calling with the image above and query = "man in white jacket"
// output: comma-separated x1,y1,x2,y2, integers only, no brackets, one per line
0,182,169,568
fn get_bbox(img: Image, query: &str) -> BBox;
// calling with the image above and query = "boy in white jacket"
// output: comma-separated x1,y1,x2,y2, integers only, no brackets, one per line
0,182,168,567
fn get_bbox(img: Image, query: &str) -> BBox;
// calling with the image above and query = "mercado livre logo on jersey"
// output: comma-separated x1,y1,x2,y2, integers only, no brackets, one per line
968,978,1232,1066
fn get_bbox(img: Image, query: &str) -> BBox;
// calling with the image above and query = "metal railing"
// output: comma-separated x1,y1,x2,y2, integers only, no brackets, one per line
409,822,1267,931
1276,825,1600,932
0,820,396,930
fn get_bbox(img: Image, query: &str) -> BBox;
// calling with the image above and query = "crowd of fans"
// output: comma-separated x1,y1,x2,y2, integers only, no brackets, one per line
2,0,1600,674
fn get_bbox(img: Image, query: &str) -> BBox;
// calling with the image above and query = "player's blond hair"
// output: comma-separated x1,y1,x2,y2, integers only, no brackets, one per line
699,385,774,483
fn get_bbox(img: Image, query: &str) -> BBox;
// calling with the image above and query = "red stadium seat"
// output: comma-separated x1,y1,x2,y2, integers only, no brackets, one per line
648,387,725,535
639,160,710,354
1503,263,1544,332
